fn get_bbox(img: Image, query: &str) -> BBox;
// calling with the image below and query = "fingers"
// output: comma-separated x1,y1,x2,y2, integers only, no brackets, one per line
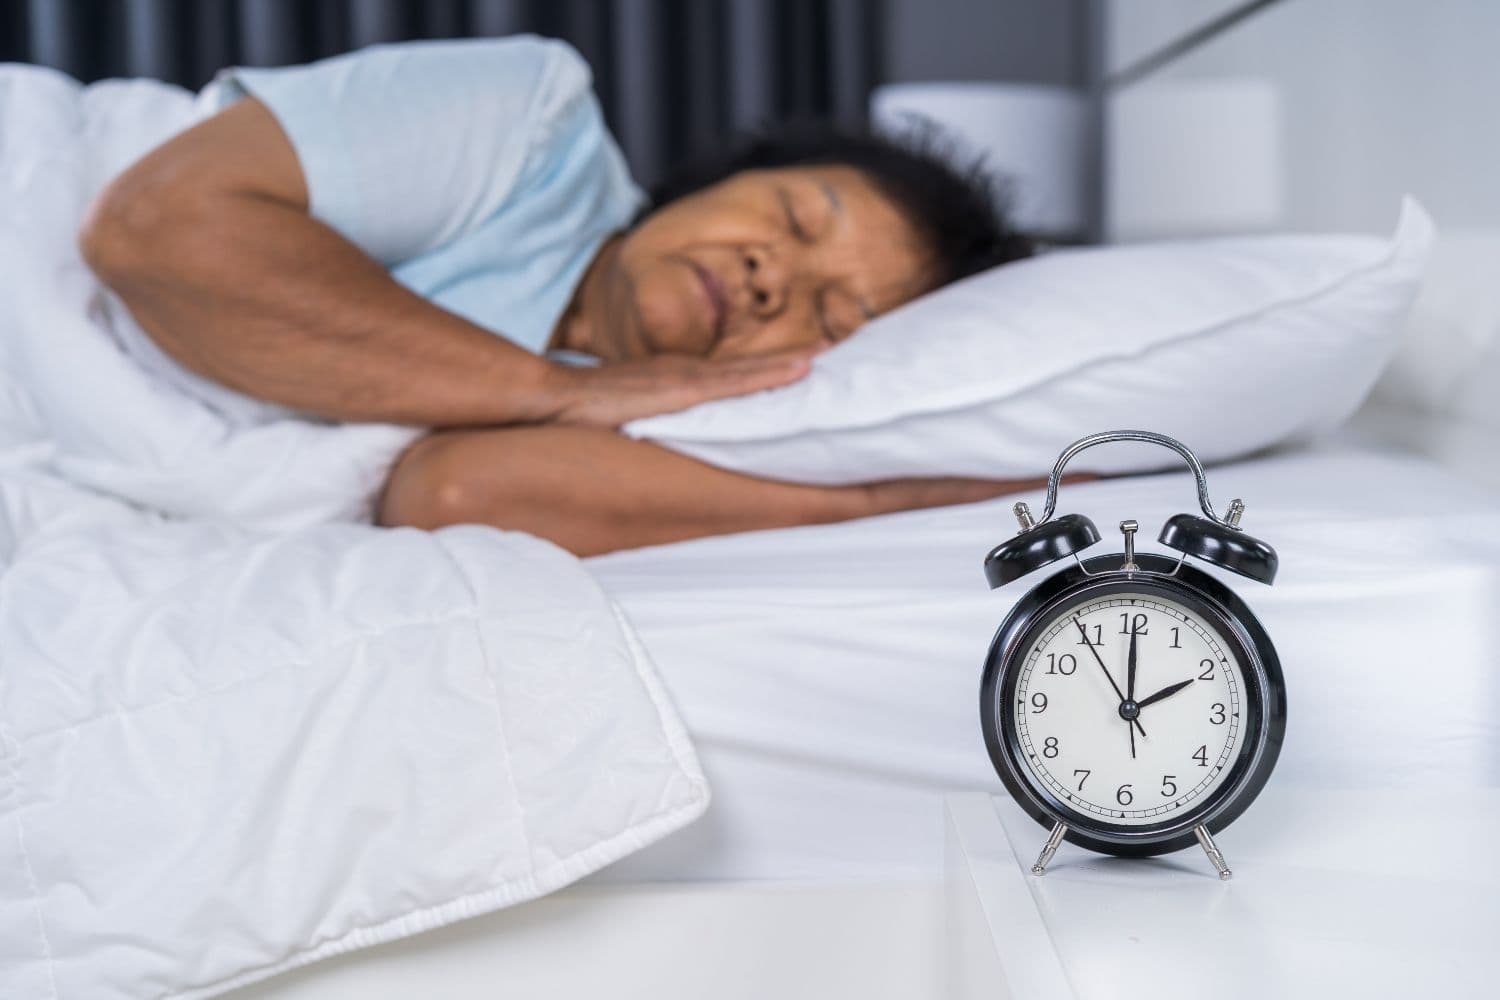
696,350,813,398
638,347,817,414
548,349,814,427
551,344,827,427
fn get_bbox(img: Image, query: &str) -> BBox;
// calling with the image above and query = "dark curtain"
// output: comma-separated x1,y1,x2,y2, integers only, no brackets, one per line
0,0,884,188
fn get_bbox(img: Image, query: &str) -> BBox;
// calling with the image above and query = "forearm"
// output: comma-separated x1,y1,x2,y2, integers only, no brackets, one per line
377,425,859,554
376,424,1028,556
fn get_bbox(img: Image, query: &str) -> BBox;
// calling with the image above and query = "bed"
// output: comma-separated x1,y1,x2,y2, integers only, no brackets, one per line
220,428,1500,999
594,434,1500,882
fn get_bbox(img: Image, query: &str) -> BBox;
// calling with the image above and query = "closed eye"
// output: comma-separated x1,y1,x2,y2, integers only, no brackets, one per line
779,188,810,242
815,289,838,343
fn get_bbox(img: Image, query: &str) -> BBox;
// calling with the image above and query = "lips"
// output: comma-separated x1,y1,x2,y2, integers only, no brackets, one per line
687,259,728,342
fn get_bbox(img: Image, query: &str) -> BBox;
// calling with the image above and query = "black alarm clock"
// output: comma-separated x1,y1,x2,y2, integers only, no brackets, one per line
979,430,1286,880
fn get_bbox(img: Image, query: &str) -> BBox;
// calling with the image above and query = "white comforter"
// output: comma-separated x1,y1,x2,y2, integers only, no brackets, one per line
0,66,708,999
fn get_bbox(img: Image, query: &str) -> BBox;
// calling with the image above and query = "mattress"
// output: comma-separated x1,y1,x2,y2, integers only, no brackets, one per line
585,441,1500,883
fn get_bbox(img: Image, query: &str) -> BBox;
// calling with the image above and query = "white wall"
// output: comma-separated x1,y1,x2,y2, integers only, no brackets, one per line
1104,0,1500,239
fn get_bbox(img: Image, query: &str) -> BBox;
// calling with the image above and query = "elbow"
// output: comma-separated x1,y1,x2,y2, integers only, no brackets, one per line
377,434,515,532
376,430,604,555
78,187,125,285
79,176,151,285
78,167,208,288
378,436,469,530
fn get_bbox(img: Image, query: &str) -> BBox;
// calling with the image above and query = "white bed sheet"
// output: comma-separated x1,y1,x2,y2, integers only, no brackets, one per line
586,441,1500,883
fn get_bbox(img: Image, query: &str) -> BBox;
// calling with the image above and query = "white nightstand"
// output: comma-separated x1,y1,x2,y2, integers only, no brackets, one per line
944,787,1500,1000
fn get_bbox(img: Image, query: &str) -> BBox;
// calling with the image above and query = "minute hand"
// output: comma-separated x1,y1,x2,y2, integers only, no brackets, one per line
1071,616,1147,738
1137,679,1194,710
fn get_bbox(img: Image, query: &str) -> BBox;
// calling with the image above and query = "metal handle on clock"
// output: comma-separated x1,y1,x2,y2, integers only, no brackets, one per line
1030,430,1226,527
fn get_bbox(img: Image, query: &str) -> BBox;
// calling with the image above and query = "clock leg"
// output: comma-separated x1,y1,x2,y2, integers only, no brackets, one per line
1193,824,1232,880
1031,821,1069,875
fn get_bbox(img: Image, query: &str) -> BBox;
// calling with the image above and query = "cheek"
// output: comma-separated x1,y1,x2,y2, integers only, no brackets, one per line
624,261,711,355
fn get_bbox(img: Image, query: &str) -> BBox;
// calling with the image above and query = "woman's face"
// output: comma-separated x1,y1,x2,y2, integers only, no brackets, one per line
583,165,937,361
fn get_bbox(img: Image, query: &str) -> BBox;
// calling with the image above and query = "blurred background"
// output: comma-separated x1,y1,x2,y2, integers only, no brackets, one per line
4,0,1496,246
4,0,1495,243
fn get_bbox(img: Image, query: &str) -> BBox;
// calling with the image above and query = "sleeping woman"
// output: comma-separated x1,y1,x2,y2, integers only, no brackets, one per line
80,36,1037,556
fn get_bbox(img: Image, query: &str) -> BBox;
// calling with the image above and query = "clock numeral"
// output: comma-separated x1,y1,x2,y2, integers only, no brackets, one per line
1161,775,1178,797
1170,626,1182,648
1210,703,1227,725
1073,769,1090,790
1115,783,1134,806
1075,623,1103,647
1198,658,1215,681
1118,612,1149,636
1042,737,1059,758
1045,653,1077,676
1193,745,1209,767
1030,692,1048,714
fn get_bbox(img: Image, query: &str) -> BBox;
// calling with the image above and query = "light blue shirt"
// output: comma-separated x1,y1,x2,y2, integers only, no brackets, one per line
204,36,644,357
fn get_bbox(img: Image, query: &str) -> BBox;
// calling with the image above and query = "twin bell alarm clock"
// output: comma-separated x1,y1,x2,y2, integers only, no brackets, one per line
979,430,1285,880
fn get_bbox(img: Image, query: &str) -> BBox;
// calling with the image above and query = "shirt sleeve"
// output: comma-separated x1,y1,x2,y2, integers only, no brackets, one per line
201,36,598,265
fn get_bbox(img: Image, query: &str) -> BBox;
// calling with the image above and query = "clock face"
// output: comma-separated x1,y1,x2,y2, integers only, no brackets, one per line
1011,591,1250,829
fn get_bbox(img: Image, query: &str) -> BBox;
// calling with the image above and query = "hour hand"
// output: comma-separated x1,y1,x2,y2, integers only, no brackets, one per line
1137,678,1194,710
1126,630,1139,759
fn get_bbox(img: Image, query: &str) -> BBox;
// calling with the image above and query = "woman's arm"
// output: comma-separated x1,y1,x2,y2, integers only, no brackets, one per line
376,424,1036,556
78,99,806,427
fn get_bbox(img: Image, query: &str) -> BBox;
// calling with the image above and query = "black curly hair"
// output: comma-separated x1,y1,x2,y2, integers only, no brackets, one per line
647,119,1035,289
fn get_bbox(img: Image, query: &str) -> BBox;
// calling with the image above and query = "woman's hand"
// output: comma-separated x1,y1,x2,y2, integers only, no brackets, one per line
854,476,1027,518
541,348,818,427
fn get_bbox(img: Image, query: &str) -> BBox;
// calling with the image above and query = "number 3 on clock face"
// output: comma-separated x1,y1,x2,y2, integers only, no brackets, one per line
1016,594,1244,827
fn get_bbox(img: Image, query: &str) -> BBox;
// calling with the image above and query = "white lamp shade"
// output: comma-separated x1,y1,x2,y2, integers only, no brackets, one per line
1108,77,1284,241
871,82,1088,238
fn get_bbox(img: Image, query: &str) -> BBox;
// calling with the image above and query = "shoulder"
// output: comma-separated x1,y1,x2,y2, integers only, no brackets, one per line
350,36,598,143
516,37,598,133
352,35,593,93
201,35,593,111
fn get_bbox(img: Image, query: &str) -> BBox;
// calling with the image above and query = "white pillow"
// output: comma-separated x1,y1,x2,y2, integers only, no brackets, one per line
624,198,1434,483
1370,226,1500,429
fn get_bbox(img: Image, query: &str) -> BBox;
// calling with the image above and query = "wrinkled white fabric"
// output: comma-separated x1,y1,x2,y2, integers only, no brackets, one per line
0,64,421,530
0,65,708,999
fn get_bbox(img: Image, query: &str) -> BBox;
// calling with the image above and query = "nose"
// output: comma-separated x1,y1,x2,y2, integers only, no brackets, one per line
743,244,788,318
